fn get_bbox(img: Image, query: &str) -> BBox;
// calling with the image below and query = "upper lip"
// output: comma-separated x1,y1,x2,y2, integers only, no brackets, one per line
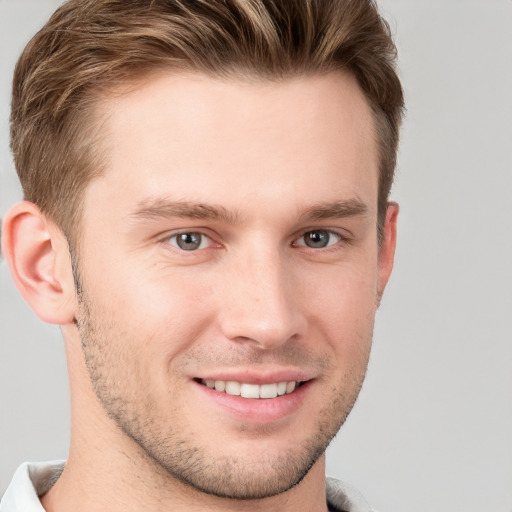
192,368,315,385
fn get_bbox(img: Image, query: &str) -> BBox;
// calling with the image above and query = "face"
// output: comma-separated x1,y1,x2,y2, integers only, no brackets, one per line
73,71,395,499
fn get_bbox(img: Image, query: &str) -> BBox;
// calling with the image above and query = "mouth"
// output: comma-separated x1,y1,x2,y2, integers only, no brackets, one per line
195,378,306,399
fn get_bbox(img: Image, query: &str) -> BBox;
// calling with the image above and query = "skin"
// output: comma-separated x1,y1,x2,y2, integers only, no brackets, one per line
2,71,398,512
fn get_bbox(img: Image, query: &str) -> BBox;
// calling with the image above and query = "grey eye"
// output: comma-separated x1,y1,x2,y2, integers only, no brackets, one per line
300,230,340,249
173,232,205,251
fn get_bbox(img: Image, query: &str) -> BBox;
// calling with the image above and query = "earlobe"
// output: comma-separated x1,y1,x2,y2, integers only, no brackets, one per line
376,202,399,305
1,201,77,325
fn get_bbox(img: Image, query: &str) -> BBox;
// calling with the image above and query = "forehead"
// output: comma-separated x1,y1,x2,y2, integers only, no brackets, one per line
85,71,378,222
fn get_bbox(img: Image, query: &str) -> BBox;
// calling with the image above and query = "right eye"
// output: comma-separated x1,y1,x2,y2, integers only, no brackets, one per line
166,232,212,251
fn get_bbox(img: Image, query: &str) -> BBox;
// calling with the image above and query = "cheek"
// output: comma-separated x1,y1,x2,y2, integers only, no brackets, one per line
304,259,378,315
302,263,378,351
100,264,219,361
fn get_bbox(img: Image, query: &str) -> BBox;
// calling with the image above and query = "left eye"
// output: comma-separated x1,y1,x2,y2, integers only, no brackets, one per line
295,230,341,249
167,232,211,251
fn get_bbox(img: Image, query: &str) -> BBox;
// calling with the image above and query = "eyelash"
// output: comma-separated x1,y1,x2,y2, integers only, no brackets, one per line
162,228,349,254
292,229,347,250
164,231,217,252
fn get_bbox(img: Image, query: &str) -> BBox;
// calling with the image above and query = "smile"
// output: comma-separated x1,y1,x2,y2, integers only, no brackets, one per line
199,379,302,399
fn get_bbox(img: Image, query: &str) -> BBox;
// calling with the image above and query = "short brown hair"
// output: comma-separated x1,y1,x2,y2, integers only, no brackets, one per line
11,0,404,246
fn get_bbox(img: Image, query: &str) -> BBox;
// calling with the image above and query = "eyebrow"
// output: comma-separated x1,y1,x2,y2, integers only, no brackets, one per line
298,199,368,222
130,197,367,224
131,198,240,224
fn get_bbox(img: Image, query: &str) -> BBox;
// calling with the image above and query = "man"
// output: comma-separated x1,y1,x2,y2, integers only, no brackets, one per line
0,0,404,511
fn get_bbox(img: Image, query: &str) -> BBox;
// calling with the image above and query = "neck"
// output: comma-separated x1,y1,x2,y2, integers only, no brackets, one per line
41,437,328,512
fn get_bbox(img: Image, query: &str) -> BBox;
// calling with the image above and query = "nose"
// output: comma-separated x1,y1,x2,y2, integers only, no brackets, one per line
217,248,306,350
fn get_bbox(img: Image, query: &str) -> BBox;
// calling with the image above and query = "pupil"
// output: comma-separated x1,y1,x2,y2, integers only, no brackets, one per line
305,231,329,248
177,233,201,250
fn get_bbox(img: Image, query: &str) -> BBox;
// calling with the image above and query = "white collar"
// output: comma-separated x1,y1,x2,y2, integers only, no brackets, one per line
1,461,65,512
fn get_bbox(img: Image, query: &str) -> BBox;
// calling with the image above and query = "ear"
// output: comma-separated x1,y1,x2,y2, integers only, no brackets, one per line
1,201,77,324
376,202,399,305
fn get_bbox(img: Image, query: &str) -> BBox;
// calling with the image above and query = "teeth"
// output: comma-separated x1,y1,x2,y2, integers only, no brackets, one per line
202,379,300,399
259,383,278,399
241,383,260,398
225,381,241,395
277,382,287,396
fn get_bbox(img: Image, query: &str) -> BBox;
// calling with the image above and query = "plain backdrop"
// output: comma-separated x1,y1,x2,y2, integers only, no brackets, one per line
1,1,511,511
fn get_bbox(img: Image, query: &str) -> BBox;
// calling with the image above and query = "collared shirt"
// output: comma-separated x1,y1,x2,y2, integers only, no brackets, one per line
0,461,375,512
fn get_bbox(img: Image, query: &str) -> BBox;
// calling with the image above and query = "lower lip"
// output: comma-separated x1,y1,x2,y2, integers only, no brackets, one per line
194,380,312,424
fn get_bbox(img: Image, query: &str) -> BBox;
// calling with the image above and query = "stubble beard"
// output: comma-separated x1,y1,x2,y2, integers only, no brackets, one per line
75,283,370,500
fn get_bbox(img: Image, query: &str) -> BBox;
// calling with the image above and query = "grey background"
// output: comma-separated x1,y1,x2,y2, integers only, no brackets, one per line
1,1,511,511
